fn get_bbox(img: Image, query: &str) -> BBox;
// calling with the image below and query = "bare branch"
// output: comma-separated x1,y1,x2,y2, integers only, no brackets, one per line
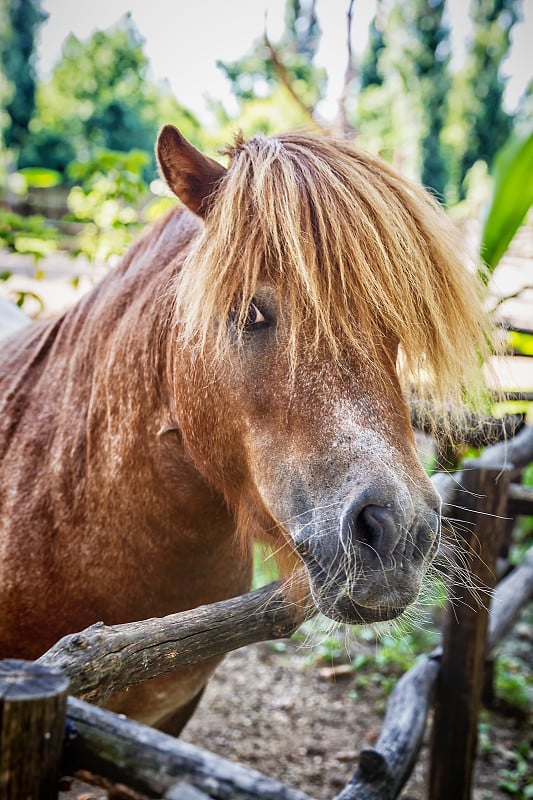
38,581,314,704
263,31,328,133
489,284,533,314
335,0,357,138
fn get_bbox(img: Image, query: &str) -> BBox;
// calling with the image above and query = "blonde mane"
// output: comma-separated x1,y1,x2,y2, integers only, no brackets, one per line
175,131,493,407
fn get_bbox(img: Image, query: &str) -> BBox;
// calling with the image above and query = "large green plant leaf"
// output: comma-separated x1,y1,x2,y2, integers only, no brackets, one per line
480,127,533,278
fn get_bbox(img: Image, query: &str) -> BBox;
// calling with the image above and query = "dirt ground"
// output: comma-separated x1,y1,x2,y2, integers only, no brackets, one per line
61,606,532,800
183,621,533,800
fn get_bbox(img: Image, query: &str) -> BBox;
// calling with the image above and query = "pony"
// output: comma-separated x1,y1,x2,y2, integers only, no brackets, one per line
0,126,491,733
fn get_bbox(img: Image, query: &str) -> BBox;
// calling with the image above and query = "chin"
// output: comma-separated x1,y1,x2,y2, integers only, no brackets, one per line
311,583,418,625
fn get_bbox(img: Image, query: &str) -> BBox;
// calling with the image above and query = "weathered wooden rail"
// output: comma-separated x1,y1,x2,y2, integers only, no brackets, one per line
37,581,313,705
1,424,532,800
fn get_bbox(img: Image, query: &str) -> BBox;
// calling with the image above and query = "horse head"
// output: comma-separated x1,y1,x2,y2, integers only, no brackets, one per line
157,125,489,625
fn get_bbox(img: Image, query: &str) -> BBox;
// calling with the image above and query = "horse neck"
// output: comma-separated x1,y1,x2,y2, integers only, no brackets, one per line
77,209,199,435
1,208,198,476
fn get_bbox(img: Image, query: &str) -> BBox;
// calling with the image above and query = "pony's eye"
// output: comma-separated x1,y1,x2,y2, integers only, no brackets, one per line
243,302,267,330
229,300,270,334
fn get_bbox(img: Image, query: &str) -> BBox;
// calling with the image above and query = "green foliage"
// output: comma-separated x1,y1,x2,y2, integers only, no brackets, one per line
0,0,47,155
0,260,45,312
360,10,386,89
522,462,533,488
67,149,149,204
510,461,533,556
499,740,533,798
356,81,400,163
458,0,521,193
495,656,533,712
17,166,62,189
0,207,57,261
480,127,533,274
357,0,522,203
337,623,441,708
413,0,450,199
219,46,277,103
251,544,279,590
65,148,150,262
356,1,451,190
10,288,44,312
508,330,533,357
36,16,153,154
215,86,317,142
310,635,347,665
370,633,421,673
478,716,496,757
17,128,76,174
26,14,203,174
217,0,326,127
478,715,533,799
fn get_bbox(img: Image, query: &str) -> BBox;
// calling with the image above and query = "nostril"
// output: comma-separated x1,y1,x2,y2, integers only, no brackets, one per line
359,504,400,554
415,510,441,557
342,502,401,555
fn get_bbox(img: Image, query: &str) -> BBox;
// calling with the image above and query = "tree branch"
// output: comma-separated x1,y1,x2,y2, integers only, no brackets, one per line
38,581,314,704
335,0,357,138
263,31,327,132
489,285,533,315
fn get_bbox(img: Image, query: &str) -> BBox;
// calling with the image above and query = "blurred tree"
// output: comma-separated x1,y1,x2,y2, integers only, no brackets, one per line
458,0,521,193
360,0,386,89
515,78,533,137
412,0,450,200
217,85,319,142
17,129,76,173
286,0,321,60
26,14,202,175
359,1,450,198
334,0,358,137
66,148,150,262
0,0,47,158
217,0,326,128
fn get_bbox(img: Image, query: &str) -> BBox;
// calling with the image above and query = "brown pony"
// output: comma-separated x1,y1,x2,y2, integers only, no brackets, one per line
0,126,491,733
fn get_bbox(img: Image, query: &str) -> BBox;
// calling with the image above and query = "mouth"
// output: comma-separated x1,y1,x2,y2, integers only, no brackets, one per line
301,550,422,625
313,591,408,624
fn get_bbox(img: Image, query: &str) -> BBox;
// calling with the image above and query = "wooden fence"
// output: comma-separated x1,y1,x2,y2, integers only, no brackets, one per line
1,424,533,800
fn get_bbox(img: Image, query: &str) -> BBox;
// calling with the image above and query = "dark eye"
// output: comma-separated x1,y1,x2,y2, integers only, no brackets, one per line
243,302,267,331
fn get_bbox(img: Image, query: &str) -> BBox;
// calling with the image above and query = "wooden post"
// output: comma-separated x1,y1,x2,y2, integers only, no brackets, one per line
0,659,69,800
429,460,512,800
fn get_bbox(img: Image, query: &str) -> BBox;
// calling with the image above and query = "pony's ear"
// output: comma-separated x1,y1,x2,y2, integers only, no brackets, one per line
156,125,226,218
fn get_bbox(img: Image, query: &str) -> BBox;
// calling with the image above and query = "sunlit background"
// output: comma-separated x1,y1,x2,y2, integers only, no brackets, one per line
37,0,531,123
1,0,532,344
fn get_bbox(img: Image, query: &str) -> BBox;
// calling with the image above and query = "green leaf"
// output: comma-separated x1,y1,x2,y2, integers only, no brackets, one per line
508,330,533,356
480,127,533,277
17,167,62,188
14,290,45,314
